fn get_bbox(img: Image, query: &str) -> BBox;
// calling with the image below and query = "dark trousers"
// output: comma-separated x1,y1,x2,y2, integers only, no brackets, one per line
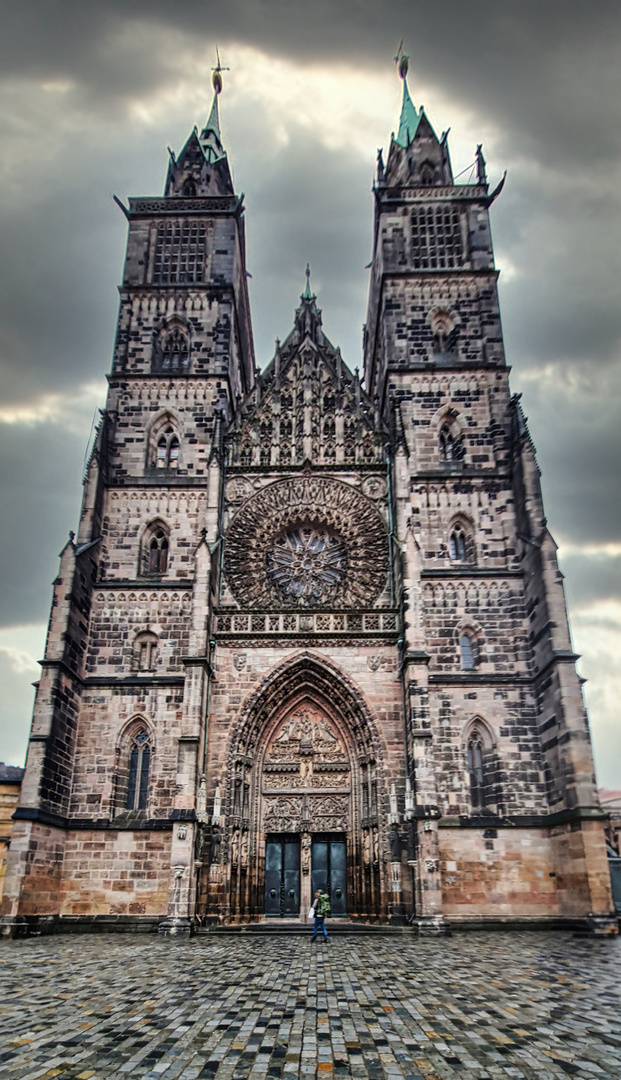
312,915,328,940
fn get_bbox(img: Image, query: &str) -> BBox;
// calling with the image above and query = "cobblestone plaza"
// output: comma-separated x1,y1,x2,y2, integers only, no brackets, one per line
1,932,620,1079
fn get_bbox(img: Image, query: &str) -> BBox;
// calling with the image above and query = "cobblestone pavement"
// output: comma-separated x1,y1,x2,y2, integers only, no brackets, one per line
0,931,620,1080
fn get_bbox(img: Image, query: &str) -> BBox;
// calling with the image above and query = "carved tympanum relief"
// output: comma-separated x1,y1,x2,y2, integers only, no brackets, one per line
224,476,388,609
261,703,351,831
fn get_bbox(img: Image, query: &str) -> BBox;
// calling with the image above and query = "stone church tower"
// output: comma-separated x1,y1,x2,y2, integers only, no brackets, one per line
2,61,615,936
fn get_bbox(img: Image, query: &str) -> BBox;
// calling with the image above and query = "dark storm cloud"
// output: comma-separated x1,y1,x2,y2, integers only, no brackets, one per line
0,422,87,627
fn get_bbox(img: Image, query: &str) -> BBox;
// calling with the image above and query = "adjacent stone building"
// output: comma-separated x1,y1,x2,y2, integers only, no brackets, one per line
1,61,616,936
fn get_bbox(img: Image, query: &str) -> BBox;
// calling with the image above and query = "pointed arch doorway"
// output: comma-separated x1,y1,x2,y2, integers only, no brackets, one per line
222,656,384,922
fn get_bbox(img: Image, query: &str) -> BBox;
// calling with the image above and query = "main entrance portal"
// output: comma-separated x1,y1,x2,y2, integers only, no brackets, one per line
218,658,385,922
263,833,347,917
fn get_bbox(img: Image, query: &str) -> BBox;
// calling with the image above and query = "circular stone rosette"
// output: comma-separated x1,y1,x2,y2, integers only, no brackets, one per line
224,475,388,608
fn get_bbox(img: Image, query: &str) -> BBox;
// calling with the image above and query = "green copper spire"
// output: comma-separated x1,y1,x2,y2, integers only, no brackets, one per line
302,262,314,300
395,76,419,149
199,51,228,163
199,90,224,162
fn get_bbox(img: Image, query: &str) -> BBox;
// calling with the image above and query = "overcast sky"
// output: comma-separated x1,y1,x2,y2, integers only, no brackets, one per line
1,0,620,788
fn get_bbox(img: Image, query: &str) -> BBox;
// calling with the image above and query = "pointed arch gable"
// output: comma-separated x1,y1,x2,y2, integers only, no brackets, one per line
229,651,384,764
462,714,496,751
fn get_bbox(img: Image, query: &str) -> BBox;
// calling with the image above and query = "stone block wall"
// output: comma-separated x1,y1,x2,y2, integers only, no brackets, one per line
69,684,185,819
438,826,557,919
59,829,171,917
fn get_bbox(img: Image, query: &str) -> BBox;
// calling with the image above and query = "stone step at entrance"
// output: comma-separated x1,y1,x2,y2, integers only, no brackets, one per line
198,920,413,936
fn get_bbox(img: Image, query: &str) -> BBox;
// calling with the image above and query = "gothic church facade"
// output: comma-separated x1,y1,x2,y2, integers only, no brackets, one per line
2,64,615,936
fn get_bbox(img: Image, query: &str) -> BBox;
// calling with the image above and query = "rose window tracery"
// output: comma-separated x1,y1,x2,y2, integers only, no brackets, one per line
223,475,388,609
267,524,347,606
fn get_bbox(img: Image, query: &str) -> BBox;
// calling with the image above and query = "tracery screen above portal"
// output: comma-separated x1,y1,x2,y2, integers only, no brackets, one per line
224,476,388,609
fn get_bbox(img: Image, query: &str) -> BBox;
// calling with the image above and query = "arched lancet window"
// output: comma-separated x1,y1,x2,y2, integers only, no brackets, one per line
460,632,475,670
449,522,470,562
126,728,151,811
323,417,335,437
467,731,486,809
280,418,292,438
439,424,455,461
240,444,252,466
134,631,158,672
142,522,170,576
182,176,197,196
155,427,180,469
154,325,189,373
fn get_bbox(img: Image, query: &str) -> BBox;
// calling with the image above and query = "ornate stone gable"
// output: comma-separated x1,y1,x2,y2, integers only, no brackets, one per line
223,474,389,609
226,293,386,469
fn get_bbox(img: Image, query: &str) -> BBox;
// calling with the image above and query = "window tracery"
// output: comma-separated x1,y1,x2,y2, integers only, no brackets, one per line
449,521,473,563
224,476,387,609
467,731,486,809
114,720,153,815
141,521,170,576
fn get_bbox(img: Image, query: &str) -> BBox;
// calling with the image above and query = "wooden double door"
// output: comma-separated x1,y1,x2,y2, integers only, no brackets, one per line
264,833,347,917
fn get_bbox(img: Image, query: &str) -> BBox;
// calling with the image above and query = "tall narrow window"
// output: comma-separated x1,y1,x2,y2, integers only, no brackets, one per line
155,426,180,468
460,633,475,670
126,729,151,811
142,522,170,577
149,531,168,573
439,425,455,460
134,632,158,672
449,523,468,561
161,328,189,372
467,733,485,809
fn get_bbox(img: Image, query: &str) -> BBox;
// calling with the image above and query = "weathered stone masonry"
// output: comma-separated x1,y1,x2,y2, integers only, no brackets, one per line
1,67,615,937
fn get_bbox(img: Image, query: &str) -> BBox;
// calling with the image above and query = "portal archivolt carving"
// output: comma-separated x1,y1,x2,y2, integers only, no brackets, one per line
224,476,388,608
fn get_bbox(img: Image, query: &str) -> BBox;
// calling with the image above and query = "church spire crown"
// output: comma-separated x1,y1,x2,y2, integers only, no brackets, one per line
165,50,234,197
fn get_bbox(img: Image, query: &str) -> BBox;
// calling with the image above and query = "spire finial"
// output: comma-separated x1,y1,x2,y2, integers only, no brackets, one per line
302,262,313,300
394,39,409,80
211,46,229,95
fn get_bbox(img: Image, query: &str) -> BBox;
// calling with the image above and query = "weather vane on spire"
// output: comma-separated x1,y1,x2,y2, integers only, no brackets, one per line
211,46,229,95
393,39,409,80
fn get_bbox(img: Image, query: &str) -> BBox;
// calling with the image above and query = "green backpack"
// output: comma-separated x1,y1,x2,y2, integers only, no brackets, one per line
317,892,331,917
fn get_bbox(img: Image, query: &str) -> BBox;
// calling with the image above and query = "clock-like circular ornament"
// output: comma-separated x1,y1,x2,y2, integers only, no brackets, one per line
224,475,387,608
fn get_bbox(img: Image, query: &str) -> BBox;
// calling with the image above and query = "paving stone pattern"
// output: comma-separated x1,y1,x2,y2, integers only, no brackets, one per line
0,932,620,1080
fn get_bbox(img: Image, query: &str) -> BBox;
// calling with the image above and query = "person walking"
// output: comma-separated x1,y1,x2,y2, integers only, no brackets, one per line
311,888,330,942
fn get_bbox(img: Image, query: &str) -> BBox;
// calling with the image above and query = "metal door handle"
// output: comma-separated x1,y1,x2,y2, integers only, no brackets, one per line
288,890,295,898
335,889,342,898
270,889,276,898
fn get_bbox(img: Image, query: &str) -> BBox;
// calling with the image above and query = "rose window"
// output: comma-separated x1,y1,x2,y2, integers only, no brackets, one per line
267,524,347,606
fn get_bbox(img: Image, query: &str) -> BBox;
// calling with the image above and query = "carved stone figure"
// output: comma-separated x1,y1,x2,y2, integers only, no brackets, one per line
389,826,402,862
210,827,221,864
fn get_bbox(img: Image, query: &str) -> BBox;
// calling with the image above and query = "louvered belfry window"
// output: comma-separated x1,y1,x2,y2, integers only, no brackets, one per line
152,221,206,284
410,206,464,270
